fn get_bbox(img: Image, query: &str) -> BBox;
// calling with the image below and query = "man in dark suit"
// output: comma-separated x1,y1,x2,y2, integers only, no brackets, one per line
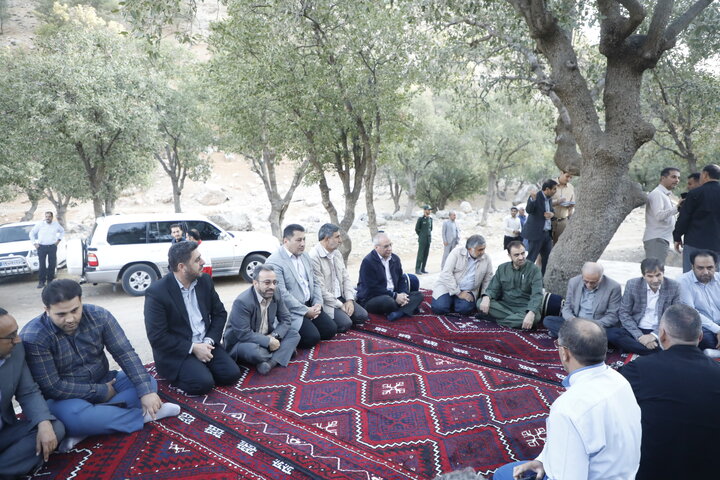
356,232,423,321
620,304,720,479
144,241,241,395
673,164,720,272
0,308,64,478
542,262,622,337
224,265,300,375
522,179,558,276
606,258,681,354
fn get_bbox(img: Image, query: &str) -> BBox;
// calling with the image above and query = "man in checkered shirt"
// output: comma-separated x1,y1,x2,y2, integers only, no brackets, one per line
20,279,180,452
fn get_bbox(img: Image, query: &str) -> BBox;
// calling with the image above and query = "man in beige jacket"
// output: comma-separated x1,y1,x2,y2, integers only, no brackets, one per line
310,223,368,331
431,235,493,315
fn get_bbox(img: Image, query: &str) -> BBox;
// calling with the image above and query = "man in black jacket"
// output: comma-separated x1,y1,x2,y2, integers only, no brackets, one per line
673,164,720,272
356,233,423,321
620,304,720,480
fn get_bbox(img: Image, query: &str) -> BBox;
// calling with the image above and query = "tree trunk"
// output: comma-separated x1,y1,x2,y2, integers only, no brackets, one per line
172,179,182,213
21,192,40,222
105,197,116,216
480,171,497,226
268,206,283,240
364,161,379,240
92,195,104,218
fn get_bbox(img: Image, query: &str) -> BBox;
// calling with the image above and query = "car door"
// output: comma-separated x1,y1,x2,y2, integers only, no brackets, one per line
147,221,178,274
185,220,236,275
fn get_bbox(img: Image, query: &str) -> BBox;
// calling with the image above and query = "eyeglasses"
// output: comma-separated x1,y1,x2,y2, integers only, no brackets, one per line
0,331,18,341
553,339,566,349
259,280,278,286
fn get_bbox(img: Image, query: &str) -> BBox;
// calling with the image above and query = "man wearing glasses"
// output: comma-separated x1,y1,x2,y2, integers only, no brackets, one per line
224,265,300,375
0,308,64,477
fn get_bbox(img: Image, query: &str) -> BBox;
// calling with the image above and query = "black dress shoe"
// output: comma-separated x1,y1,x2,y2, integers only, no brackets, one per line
421,270,429,274
37,282,45,289
415,270,422,275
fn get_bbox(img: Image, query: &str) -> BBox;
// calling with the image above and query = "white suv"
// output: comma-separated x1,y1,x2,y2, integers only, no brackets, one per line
67,213,278,296
0,221,67,277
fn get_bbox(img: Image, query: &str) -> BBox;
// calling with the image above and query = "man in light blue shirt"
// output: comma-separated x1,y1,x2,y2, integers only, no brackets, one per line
29,211,64,289
678,249,720,354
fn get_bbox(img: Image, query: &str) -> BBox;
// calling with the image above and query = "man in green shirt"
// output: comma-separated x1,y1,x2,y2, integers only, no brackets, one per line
477,240,543,329
415,205,433,274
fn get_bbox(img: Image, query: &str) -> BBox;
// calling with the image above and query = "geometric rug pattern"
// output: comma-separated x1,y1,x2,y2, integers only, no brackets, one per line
30,332,562,479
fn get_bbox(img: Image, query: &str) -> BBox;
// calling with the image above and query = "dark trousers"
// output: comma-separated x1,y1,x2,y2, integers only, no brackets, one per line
542,315,564,338
296,300,337,349
0,419,65,478
606,327,660,355
364,292,423,316
700,327,719,350
431,293,475,315
37,244,57,283
526,231,553,275
172,345,241,395
415,236,430,272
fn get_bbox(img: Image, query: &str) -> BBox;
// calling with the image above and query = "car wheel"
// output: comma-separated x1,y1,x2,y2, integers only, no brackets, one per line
240,253,268,282
121,264,158,296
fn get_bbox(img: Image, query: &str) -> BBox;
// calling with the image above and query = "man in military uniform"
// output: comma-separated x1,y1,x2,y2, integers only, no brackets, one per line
415,205,433,274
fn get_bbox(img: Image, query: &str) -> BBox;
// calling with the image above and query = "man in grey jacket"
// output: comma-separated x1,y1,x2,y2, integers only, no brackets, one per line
309,223,368,331
441,211,460,269
542,262,622,337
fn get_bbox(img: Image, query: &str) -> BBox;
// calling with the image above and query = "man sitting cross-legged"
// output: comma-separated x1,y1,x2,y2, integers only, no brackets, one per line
431,234,493,316
21,280,180,452
606,258,681,354
356,232,423,322
1,308,64,478
224,265,301,376
477,240,543,329
620,304,720,480
309,223,368,330
542,262,622,338
493,318,641,480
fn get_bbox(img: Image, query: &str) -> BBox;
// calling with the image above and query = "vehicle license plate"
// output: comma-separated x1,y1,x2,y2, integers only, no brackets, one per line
0,257,25,268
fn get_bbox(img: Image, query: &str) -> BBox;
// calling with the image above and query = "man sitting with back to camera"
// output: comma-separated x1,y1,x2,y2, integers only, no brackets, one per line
477,240,543,329
542,262,622,338
22,280,179,452
356,232,423,321
224,265,301,375
431,234,493,316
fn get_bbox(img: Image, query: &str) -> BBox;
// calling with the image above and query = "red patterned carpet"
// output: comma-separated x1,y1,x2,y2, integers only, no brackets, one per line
357,292,629,383
30,331,562,479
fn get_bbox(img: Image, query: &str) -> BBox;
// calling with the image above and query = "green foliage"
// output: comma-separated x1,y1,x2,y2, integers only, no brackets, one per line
119,0,200,47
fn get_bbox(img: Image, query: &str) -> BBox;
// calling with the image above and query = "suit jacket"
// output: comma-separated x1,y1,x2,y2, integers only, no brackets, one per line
266,246,323,320
619,277,681,339
561,274,622,327
309,243,356,317
432,246,493,300
673,180,720,250
0,343,53,429
356,250,408,304
224,286,293,349
522,191,554,241
144,273,228,381
620,345,720,480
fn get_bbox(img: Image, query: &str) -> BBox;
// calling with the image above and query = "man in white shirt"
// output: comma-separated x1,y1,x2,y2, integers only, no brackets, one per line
309,223,368,330
493,318,641,480
29,211,65,288
502,207,522,251
643,167,680,262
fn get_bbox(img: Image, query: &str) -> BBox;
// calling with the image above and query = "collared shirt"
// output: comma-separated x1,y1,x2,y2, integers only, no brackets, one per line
20,304,155,404
175,276,206,346
458,254,480,292
254,289,271,335
644,184,677,242
539,363,641,479
503,215,521,237
284,247,310,302
578,286,597,319
316,244,342,298
376,251,394,290
543,195,552,231
29,221,64,246
639,284,661,330
679,271,720,333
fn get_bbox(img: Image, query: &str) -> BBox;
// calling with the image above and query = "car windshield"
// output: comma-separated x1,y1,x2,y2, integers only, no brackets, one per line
0,225,32,243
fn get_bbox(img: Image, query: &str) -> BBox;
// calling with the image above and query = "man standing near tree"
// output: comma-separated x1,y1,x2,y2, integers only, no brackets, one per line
441,211,460,269
643,167,680,263
415,205,433,274
29,212,64,289
552,171,575,244
522,180,557,276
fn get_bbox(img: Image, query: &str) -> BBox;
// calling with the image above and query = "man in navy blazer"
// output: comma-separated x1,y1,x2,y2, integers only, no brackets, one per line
522,179,558,276
620,304,720,479
0,308,64,477
144,241,241,395
606,258,681,354
356,233,423,321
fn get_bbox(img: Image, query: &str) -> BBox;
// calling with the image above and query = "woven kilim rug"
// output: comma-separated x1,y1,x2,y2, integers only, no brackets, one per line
30,331,562,479
356,291,629,383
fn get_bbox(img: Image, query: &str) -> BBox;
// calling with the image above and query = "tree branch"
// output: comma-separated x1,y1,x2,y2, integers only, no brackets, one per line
662,0,715,50
642,0,674,58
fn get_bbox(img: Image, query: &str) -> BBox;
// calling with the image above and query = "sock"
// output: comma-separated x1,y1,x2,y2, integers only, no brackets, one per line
143,402,181,423
59,435,87,453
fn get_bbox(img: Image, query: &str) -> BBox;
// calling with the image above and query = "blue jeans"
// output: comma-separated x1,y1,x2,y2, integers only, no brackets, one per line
431,293,475,315
493,461,548,480
47,372,157,437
